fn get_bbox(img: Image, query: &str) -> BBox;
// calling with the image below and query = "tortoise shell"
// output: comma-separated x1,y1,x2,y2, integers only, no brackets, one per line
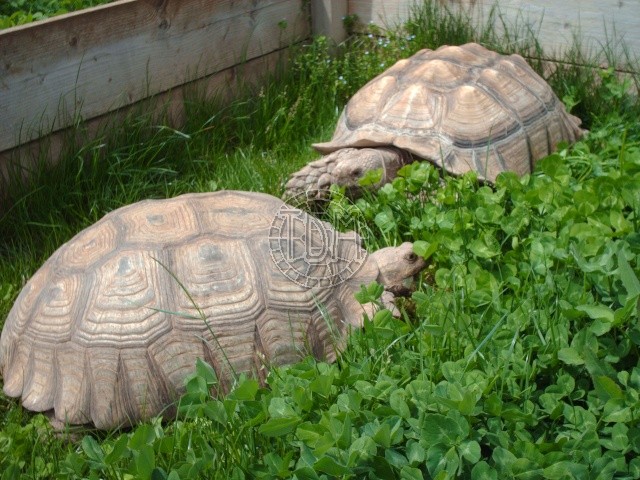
0,191,376,429
313,42,584,182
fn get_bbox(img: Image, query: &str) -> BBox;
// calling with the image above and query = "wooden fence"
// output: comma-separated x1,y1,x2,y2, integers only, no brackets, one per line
1,0,638,193
0,0,309,184
328,1,640,64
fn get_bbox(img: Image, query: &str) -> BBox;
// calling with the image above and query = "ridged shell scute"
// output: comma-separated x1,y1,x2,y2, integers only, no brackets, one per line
0,191,371,429
313,43,584,182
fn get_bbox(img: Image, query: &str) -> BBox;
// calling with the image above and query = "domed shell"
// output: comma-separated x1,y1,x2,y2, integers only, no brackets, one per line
313,43,584,182
0,191,371,429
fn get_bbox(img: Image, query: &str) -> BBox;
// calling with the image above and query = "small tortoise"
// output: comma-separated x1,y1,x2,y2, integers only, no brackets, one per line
0,191,424,429
285,42,584,199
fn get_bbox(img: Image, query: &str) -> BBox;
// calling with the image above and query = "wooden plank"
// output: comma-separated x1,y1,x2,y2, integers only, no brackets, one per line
311,0,348,43
348,0,640,68
0,49,288,197
348,0,413,29
445,0,640,64
0,0,309,153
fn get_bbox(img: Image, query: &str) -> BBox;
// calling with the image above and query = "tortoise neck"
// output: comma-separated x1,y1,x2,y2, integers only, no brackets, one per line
376,147,409,181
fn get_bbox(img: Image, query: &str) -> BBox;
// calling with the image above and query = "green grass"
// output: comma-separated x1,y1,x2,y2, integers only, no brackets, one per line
0,0,113,29
1,1,640,478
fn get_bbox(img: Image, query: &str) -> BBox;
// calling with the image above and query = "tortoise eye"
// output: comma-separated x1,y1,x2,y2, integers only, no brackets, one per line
406,252,418,262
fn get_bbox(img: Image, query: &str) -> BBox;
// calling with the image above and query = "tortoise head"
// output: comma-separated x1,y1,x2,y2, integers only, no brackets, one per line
369,242,425,295
323,147,406,197
283,147,407,204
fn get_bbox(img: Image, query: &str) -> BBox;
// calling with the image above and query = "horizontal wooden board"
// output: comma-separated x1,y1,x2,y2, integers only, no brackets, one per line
0,0,309,153
0,49,288,196
349,0,640,67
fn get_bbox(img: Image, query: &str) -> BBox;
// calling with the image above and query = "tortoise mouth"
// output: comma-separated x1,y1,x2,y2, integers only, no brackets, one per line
315,173,361,200
385,273,423,298
385,284,413,298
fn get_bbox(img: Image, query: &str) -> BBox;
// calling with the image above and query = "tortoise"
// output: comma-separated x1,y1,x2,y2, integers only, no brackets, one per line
0,190,424,430
284,42,584,199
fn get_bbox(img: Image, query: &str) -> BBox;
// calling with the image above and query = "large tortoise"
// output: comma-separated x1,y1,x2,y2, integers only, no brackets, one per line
285,42,584,199
0,191,424,429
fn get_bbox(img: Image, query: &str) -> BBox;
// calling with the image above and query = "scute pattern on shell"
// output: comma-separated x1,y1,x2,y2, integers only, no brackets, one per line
313,42,584,182
0,191,373,429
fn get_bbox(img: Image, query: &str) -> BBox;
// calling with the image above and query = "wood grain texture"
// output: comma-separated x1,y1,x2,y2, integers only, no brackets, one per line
349,0,639,67
446,0,640,63
0,50,284,203
0,0,309,153
349,0,412,28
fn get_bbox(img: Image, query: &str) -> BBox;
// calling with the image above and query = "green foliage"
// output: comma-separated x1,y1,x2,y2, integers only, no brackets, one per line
3,95,639,480
2,0,640,478
0,0,112,29
337,109,640,477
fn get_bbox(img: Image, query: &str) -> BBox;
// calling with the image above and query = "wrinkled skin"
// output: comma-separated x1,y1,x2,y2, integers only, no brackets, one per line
284,147,409,201
353,242,426,319
372,242,424,289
